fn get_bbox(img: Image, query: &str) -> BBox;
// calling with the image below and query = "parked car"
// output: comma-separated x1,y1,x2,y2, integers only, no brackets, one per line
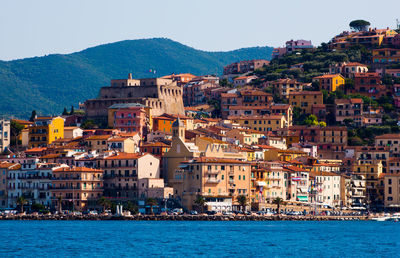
189,210,198,215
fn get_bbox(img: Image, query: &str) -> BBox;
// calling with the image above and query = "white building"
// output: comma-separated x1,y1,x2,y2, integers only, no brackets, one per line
310,171,342,208
0,119,10,152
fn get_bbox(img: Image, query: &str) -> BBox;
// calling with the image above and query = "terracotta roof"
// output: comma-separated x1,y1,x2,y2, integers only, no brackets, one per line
343,62,367,67
53,166,102,172
86,135,112,140
40,154,62,159
228,115,284,120
229,105,269,110
354,72,380,78
289,91,323,96
184,157,249,164
0,162,20,169
314,74,343,79
25,147,47,153
104,153,149,160
141,142,170,147
375,134,400,139
11,119,33,125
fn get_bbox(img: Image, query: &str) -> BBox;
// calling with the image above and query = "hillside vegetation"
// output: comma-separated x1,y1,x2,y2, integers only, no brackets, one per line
0,38,273,118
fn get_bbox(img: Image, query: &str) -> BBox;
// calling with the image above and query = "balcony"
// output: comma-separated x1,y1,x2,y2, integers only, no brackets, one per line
205,170,220,175
206,178,220,184
228,170,234,175
229,179,235,184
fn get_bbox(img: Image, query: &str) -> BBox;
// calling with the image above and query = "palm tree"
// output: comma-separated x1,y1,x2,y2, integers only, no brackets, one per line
97,197,111,212
146,198,158,215
194,195,206,213
17,196,27,213
237,195,247,213
272,197,286,215
57,195,63,214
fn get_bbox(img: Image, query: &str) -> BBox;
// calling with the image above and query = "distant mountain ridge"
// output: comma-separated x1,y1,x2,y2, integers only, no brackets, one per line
0,38,273,118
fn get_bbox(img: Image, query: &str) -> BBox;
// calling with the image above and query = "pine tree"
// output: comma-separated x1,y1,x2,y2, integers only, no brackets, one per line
70,105,75,115
29,110,37,122
62,107,68,115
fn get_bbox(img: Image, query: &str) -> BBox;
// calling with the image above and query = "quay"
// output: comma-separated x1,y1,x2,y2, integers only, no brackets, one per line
0,214,368,221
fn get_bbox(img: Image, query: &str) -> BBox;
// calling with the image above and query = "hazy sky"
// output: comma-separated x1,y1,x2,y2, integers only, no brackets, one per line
1,0,400,60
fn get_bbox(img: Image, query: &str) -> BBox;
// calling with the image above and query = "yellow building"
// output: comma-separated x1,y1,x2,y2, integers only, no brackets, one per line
288,91,323,114
29,116,64,148
228,115,288,133
251,162,287,205
384,173,400,209
313,74,345,92
353,161,383,207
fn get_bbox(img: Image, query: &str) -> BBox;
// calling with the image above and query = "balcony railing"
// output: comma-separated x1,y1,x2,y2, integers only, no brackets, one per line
206,178,220,184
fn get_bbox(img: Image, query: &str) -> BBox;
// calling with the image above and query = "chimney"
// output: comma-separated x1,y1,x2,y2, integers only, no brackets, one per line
128,73,132,79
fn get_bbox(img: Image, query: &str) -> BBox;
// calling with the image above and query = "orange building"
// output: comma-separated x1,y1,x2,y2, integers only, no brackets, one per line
288,91,323,114
51,166,103,211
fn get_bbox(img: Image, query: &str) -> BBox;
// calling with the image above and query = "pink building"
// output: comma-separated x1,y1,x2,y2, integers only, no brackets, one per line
109,103,149,137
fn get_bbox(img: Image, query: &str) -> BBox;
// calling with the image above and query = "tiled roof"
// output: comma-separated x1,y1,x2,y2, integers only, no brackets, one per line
289,91,322,96
53,166,102,172
104,153,149,160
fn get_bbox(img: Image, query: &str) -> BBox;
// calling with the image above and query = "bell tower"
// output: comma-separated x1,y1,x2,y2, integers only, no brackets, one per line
172,117,185,141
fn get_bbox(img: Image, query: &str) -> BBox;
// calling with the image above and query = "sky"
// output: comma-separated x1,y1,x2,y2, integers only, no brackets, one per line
1,0,400,61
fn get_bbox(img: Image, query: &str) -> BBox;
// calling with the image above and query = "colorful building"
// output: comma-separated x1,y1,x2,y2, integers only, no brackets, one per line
28,117,64,148
288,91,323,114
108,103,151,137
172,157,251,212
313,74,345,92
51,166,103,211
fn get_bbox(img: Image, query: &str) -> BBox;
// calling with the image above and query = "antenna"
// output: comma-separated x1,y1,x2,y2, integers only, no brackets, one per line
397,19,400,30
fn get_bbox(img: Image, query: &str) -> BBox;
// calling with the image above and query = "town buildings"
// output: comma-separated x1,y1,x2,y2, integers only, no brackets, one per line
223,60,269,75
84,74,185,125
0,119,10,152
28,117,64,148
313,74,345,92
51,166,103,211
288,91,324,114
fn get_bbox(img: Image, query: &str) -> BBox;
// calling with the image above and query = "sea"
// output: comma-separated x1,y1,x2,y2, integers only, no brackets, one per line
0,220,399,257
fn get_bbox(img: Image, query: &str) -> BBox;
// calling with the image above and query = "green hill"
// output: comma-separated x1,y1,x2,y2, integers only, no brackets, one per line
0,38,273,118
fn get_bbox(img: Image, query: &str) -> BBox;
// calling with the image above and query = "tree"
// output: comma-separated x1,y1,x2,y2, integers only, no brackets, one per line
349,20,371,32
343,118,354,127
124,201,138,214
29,110,37,122
62,107,69,115
17,196,27,213
97,197,112,212
304,115,318,126
318,121,327,127
237,195,247,212
194,195,206,213
57,195,63,214
31,203,46,212
146,198,158,215
10,120,24,149
70,105,75,115
272,197,286,215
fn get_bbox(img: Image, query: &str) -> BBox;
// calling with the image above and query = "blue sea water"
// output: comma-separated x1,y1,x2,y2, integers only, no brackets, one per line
0,220,399,257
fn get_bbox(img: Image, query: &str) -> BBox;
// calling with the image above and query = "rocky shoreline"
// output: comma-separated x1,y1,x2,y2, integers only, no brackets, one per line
0,214,368,221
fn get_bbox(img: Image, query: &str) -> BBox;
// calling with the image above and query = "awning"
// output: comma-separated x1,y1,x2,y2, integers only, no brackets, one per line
256,181,267,186
178,164,188,168
297,197,308,201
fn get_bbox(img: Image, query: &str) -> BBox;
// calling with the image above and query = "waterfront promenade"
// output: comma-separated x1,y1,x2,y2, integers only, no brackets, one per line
0,213,368,221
